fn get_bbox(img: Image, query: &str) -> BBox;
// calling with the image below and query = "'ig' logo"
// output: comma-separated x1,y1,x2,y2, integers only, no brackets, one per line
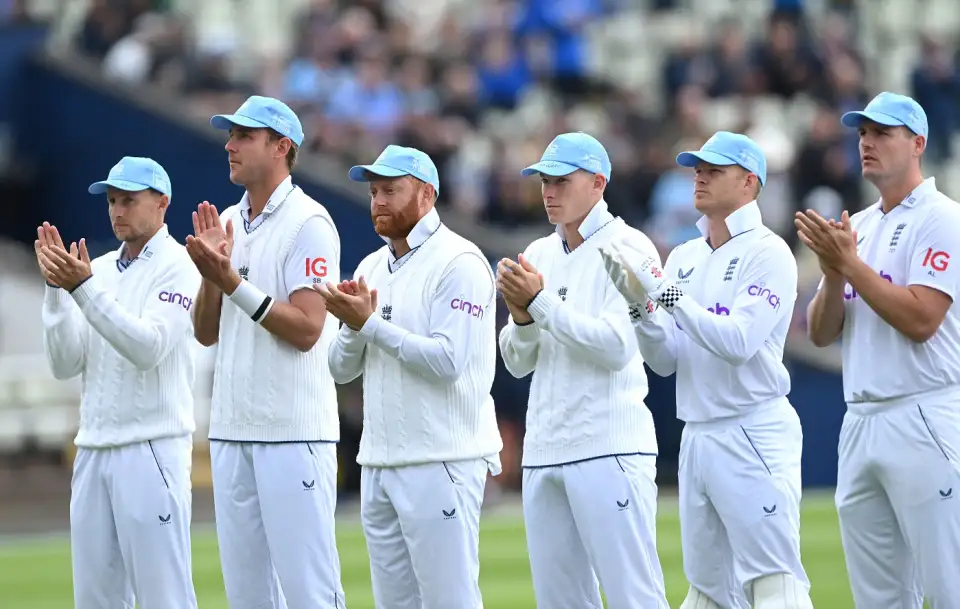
923,248,950,272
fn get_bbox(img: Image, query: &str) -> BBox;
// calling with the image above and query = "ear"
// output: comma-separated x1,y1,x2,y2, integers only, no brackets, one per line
159,194,170,212
594,174,607,191
422,183,436,205
915,134,927,157
275,136,292,160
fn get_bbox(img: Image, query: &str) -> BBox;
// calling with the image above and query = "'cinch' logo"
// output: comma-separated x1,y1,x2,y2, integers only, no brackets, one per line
159,291,192,311
450,298,484,320
747,285,781,310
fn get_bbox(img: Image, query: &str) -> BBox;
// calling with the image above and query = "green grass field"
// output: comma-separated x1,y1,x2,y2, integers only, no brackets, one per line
0,494,852,608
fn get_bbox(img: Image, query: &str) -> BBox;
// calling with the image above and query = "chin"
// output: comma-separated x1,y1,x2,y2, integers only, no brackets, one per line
693,198,713,214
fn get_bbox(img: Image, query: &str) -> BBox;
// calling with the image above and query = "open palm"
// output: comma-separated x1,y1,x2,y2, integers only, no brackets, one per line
192,201,233,257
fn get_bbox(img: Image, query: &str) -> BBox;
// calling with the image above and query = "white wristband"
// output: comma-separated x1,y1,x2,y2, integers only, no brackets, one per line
228,279,273,324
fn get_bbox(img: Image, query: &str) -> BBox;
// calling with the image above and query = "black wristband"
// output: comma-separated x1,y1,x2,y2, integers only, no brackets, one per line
251,295,273,322
68,275,92,294
524,289,543,311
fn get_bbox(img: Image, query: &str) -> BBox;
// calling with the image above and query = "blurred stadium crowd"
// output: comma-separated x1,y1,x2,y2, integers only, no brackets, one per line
1,0,960,494
29,0,960,253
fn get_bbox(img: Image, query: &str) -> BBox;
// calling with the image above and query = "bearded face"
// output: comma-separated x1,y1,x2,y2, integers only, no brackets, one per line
368,175,433,239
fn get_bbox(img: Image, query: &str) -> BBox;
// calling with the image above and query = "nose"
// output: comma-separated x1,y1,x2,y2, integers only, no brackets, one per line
224,139,235,153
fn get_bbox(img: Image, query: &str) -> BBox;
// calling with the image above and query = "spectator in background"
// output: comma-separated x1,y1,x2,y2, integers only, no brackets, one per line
282,36,345,112
324,46,404,160
792,103,861,219
515,0,603,98
750,11,823,98
911,35,960,163
476,31,532,111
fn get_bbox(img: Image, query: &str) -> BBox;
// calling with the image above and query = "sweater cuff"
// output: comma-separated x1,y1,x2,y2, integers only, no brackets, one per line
512,321,540,341
358,313,383,341
70,275,101,308
44,284,72,307
527,289,562,325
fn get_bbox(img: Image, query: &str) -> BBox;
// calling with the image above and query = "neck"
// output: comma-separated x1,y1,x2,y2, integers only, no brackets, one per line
561,199,600,251
707,217,733,249
246,170,290,219
706,200,750,249
124,225,161,259
391,238,412,259
877,172,924,214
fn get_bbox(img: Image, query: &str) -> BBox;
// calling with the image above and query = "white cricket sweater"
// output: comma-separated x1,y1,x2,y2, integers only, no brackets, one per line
41,225,200,448
328,217,502,467
208,183,341,442
499,203,659,467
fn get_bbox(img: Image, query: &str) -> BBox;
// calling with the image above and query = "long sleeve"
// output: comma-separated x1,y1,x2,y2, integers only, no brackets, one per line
359,252,494,383
42,286,88,380
328,324,368,383
526,280,638,372
633,310,679,376
670,240,798,366
71,259,202,371
498,320,541,378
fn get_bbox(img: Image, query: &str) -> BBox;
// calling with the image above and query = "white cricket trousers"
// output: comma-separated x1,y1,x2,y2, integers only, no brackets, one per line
360,458,492,609
679,400,808,609
836,389,960,609
522,454,668,609
70,435,197,609
211,441,345,609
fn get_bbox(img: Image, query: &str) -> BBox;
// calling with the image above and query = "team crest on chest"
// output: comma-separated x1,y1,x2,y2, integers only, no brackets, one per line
888,223,907,252
381,304,392,321
723,258,739,282
558,287,568,301
238,266,249,281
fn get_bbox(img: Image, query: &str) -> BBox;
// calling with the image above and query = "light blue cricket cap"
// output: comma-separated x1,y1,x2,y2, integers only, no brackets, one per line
210,95,305,147
676,131,767,186
88,156,172,197
348,145,441,195
520,132,612,181
840,91,928,138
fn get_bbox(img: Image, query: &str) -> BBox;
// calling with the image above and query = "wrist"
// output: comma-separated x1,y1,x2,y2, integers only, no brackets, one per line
228,279,274,324
839,257,867,283
221,271,242,296
524,289,544,310
67,274,93,294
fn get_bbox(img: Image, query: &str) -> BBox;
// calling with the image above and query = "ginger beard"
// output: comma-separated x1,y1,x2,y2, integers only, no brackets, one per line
370,177,431,240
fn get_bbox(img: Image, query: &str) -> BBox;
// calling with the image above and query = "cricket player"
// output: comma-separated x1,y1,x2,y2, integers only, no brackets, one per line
187,95,346,608
321,145,502,609
497,132,669,609
601,132,813,609
798,92,960,609
38,156,199,609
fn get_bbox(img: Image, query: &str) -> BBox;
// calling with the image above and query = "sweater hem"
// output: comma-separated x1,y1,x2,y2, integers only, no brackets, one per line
208,422,340,443
74,427,194,449
357,447,502,468
521,438,658,468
